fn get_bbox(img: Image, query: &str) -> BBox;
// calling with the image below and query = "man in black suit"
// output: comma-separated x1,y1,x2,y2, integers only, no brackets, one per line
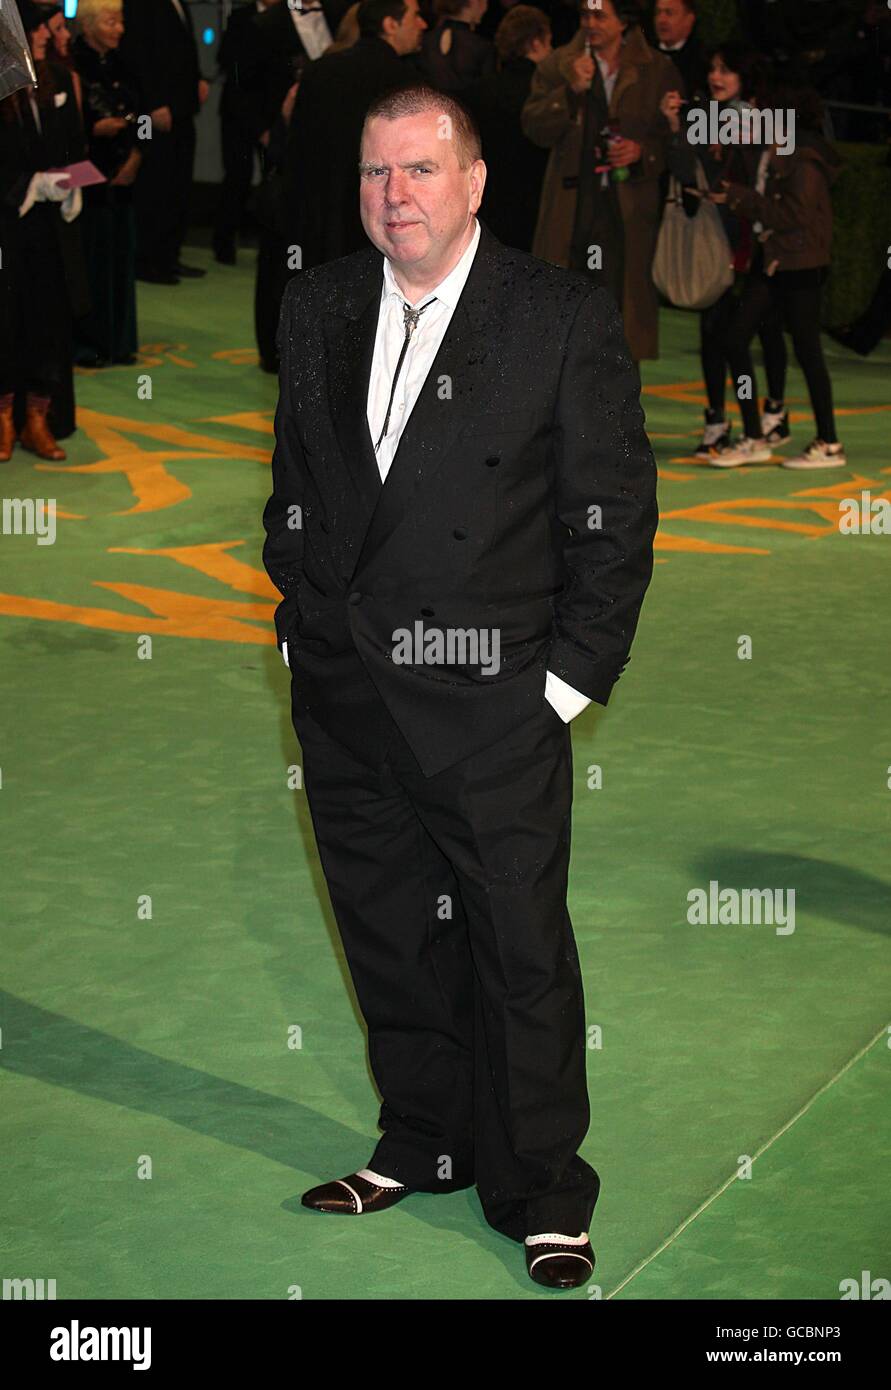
263,83,657,1288
283,0,427,267
650,0,706,103
253,0,353,133
213,0,277,265
120,0,209,282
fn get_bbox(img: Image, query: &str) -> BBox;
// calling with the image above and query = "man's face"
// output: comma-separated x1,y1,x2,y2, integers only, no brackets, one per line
386,0,427,55
578,0,623,51
359,111,485,279
654,0,694,47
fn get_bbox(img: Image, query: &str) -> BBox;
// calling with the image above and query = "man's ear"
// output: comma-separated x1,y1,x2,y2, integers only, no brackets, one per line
470,158,487,211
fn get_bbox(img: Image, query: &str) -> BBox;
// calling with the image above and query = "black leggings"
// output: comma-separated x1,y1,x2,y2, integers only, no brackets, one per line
700,283,786,417
724,267,837,442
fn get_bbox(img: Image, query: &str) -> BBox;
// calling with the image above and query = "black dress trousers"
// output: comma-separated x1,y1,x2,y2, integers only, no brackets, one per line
294,683,600,1244
133,116,196,276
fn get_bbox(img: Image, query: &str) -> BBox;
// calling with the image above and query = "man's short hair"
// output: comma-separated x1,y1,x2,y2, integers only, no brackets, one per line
362,84,482,168
495,4,551,63
357,0,407,39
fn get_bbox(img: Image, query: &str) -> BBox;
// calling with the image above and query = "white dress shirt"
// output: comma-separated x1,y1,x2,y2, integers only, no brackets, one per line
282,216,590,724
367,217,480,482
595,53,619,107
288,4,333,60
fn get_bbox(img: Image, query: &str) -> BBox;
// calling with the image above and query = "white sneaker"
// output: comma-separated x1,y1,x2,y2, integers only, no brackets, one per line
761,407,790,445
696,419,731,458
708,437,774,468
782,439,847,469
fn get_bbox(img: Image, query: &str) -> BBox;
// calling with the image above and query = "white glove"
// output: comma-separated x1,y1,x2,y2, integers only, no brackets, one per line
60,185,83,223
18,171,72,218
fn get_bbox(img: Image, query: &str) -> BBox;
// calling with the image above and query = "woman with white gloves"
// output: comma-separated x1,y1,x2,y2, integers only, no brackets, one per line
0,0,88,462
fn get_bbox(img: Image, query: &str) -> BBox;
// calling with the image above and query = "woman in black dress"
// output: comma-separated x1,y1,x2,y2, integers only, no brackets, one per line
71,0,141,367
418,0,496,97
0,0,87,462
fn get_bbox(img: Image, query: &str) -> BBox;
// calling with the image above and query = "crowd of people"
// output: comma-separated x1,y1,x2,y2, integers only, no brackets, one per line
1,0,889,466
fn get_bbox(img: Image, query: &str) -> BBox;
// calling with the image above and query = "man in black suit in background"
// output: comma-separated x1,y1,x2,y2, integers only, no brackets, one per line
252,0,353,133
213,0,276,265
120,0,208,282
283,0,426,267
649,0,706,102
263,84,657,1288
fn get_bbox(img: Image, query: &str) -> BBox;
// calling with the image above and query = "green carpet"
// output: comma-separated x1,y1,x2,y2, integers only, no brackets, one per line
1,246,889,1299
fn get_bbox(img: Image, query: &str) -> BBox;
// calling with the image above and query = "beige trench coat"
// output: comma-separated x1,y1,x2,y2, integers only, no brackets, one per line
522,25,680,360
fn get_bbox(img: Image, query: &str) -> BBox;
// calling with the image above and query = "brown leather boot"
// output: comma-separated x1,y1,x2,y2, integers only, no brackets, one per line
19,401,65,460
0,403,14,462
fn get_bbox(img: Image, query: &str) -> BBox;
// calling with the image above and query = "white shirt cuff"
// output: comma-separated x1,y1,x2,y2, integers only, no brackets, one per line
281,639,289,668
545,670,591,722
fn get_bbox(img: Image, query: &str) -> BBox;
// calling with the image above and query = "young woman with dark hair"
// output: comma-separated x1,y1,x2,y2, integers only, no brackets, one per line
712,83,846,469
661,41,790,460
417,0,496,97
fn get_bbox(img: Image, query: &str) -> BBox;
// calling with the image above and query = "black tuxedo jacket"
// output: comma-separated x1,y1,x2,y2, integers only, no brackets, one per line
120,0,201,119
254,0,352,133
263,222,658,777
218,4,269,133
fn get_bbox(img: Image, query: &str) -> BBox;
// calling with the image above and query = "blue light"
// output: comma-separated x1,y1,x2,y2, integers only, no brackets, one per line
202,27,215,44
63,0,78,16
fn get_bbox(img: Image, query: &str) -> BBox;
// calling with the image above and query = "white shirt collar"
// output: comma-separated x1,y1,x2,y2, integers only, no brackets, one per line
382,217,481,312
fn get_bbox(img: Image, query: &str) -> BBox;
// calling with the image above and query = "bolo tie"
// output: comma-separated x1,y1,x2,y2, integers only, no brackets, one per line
373,298,436,453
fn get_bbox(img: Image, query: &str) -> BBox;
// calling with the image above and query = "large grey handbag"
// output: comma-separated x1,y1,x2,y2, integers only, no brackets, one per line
652,164,735,310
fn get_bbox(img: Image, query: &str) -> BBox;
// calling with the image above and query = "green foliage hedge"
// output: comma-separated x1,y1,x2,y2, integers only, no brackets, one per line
825,143,891,325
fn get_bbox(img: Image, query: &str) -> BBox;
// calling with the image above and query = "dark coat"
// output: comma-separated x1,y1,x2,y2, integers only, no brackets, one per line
724,133,843,274
71,34,140,181
119,0,201,119
284,35,419,267
466,56,549,252
666,101,766,260
651,27,707,104
262,221,658,777
0,64,85,439
217,2,270,137
417,19,496,97
522,25,680,360
0,64,89,390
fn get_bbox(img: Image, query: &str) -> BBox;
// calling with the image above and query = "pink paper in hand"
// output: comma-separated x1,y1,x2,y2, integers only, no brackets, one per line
47,161,107,190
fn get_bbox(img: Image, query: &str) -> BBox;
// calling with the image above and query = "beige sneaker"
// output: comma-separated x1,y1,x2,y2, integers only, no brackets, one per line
782,440,847,469
708,436,774,468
